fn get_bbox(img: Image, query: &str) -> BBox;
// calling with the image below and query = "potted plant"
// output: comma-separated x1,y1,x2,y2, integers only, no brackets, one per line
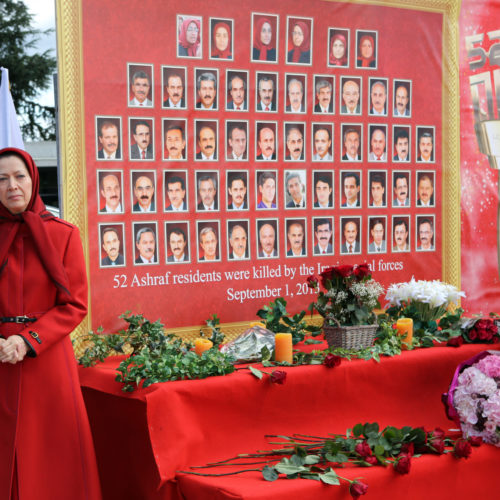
307,263,384,349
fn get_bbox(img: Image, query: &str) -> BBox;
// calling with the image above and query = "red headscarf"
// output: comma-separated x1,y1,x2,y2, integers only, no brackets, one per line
0,147,71,297
289,21,310,63
329,33,347,66
253,17,274,61
178,18,201,57
211,22,232,59
358,35,375,67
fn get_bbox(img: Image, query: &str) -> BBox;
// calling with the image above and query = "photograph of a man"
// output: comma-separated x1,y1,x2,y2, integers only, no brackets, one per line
129,69,152,107
393,218,410,252
369,172,386,208
341,172,361,208
134,226,157,264
312,126,333,161
227,172,248,210
257,171,277,209
130,120,153,160
369,79,387,116
393,172,410,207
341,218,361,254
100,226,125,266
285,171,306,208
195,71,217,110
313,218,333,255
286,220,306,257
314,173,333,208
132,173,155,212
417,173,435,207
164,122,186,160
256,74,277,111
165,174,187,211
167,226,189,262
256,124,276,160
228,222,249,260
196,174,218,210
417,129,434,162
393,81,411,117
285,77,305,113
342,126,362,161
340,78,361,115
368,218,386,253
97,119,121,160
196,122,217,160
163,69,186,108
393,128,410,162
417,217,435,251
257,220,278,258
227,73,247,111
368,126,387,161
285,124,305,161
314,78,334,113
198,224,220,262
227,122,247,160
99,172,122,213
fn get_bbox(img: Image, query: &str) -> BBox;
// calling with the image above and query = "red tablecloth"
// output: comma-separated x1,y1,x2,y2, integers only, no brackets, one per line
78,344,499,500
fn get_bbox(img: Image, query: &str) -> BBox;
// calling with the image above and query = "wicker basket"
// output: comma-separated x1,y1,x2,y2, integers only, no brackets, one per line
323,324,378,350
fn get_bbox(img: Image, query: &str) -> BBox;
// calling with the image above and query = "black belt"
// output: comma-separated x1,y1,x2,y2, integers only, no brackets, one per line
0,316,37,324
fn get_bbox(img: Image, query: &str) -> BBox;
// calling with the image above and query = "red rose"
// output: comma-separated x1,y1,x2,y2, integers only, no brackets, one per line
453,439,472,459
355,441,372,458
432,427,446,439
324,353,342,368
350,480,368,499
400,442,414,456
320,267,335,287
447,336,464,347
472,318,498,340
333,264,354,278
393,453,411,474
468,328,478,341
270,370,287,385
306,275,318,289
353,263,371,279
469,436,482,447
428,437,445,454
364,455,377,465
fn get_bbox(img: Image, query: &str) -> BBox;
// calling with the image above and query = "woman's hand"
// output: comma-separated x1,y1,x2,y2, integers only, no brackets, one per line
0,335,28,364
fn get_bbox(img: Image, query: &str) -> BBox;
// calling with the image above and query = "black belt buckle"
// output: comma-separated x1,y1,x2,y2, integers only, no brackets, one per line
0,316,37,324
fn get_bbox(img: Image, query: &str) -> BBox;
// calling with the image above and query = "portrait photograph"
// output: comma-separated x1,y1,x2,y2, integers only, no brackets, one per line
312,170,334,209
195,171,219,212
313,75,335,114
312,123,333,162
355,30,378,69
368,170,387,208
165,221,191,264
340,170,362,209
132,221,159,265
255,121,278,161
393,79,412,118
256,170,278,210
416,126,436,163
210,18,234,61
226,121,249,161
392,171,411,208
164,170,188,212
99,223,126,268
163,119,187,161
313,217,334,256
369,77,388,116
256,218,279,259
368,124,388,162
255,72,278,112
95,116,122,161
416,171,436,207
286,16,313,65
367,216,388,254
392,216,411,253
416,215,436,252
226,71,249,112
227,170,249,211
284,169,307,209
97,170,124,214
127,63,153,108
340,216,362,255
196,220,221,263
284,73,307,113
162,66,187,109
177,15,202,59
392,125,411,162
194,68,219,111
285,218,307,258
284,122,306,162
130,170,156,214
129,117,154,161
251,13,279,63
341,123,363,162
227,219,250,260
194,120,218,161
327,28,349,68
340,76,362,115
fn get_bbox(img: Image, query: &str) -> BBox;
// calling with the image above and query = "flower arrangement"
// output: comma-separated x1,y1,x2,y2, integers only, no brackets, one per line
307,264,384,327
446,316,500,346
443,350,500,446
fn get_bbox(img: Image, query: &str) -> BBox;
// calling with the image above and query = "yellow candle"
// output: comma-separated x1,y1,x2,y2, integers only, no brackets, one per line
194,338,213,356
274,333,293,364
395,318,413,349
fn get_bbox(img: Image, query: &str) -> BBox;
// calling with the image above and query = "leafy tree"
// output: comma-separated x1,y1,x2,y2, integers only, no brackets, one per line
0,0,57,140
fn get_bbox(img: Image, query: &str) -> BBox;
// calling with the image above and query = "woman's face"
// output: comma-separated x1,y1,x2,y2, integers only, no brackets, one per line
361,38,373,58
260,22,272,45
292,24,304,47
186,22,199,44
215,26,229,51
0,155,33,214
332,39,345,59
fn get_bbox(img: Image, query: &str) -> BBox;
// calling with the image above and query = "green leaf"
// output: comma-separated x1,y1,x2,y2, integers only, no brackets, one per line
275,462,308,475
304,455,321,465
262,465,279,481
353,424,364,437
319,468,340,485
249,366,263,380
304,339,323,345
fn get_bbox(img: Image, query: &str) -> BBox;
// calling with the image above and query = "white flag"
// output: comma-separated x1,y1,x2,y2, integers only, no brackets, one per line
0,67,25,150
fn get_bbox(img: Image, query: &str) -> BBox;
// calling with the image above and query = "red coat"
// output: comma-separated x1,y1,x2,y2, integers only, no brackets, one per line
0,218,102,500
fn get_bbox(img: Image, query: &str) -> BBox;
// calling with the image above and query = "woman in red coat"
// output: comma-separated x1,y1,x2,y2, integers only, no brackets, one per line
0,147,102,500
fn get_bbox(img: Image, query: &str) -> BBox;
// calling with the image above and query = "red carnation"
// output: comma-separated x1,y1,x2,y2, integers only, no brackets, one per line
469,436,482,447
333,264,354,278
350,480,368,499
393,453,411,474
306,275,319,289
453,438,472,459
270,370,287,385
353,263,371,279
324,353,342,368
400,442,414,456
447,335,464,347
355,441,372,458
